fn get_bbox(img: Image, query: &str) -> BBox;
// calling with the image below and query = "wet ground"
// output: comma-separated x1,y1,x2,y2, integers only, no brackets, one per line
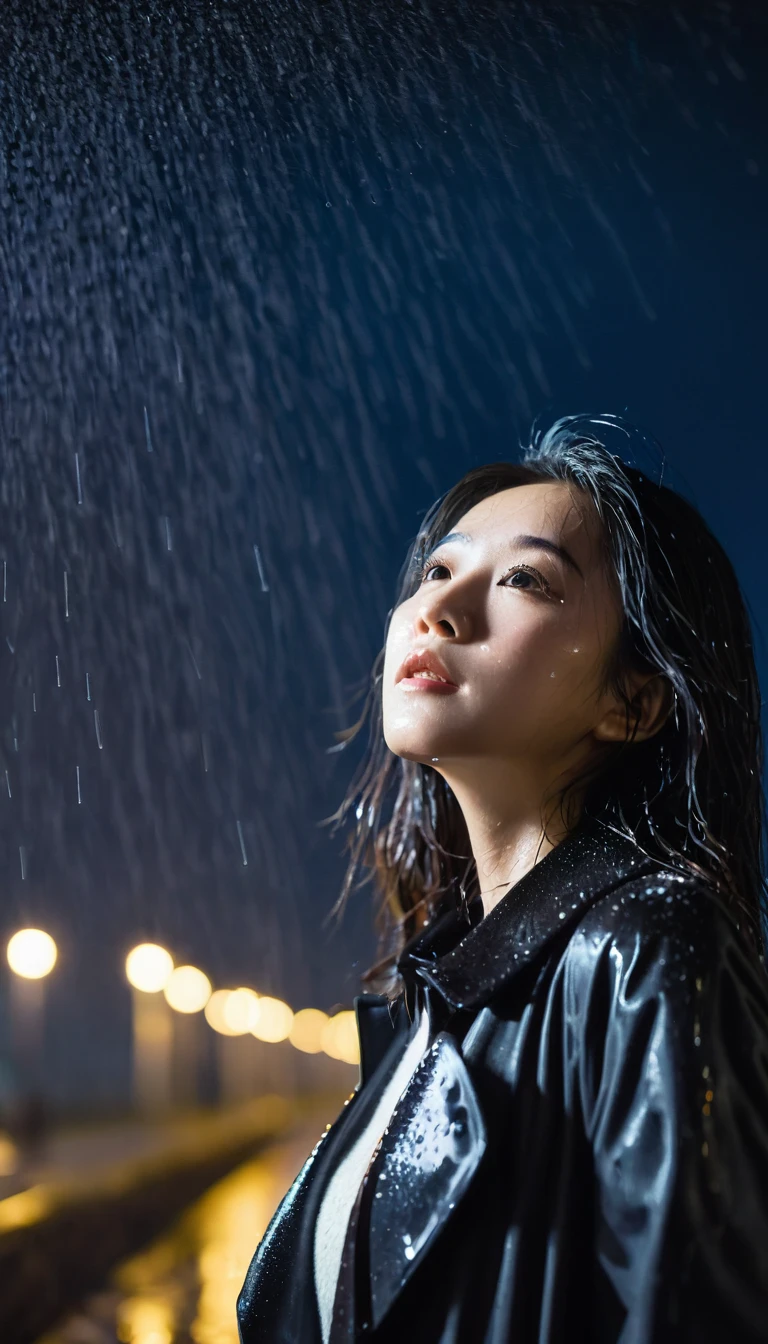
36,1113,323,1344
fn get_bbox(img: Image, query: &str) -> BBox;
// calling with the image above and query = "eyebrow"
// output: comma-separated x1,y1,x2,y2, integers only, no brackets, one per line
428,530,584,579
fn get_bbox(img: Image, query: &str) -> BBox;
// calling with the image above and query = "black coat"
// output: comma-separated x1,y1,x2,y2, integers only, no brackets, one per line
238,818,768,1343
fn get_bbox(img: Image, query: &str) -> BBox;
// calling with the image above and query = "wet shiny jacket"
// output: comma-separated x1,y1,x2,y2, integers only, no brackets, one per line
238,818,768,1342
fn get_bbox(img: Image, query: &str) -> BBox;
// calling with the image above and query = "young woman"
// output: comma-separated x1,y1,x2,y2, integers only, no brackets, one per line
238,414,768,1343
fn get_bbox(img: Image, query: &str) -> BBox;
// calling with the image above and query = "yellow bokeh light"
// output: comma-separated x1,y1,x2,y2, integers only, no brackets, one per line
250,996,293,1044
204,988,258,1036
6,929,58,980
321,1010,360,1065
125,943,174,994
163,965,212,1014
224,987,260,1034
116,1294,174,1344
288,1007,328,1054
204,989,238,1036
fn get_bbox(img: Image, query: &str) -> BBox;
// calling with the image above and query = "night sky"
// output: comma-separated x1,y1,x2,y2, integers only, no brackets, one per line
0,0,766,1106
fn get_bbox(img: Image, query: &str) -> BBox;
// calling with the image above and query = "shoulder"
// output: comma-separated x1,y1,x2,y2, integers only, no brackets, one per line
563,867,763,1000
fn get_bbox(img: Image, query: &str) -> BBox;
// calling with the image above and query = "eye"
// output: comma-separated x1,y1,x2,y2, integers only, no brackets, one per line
416,556,553,594
500,565,551,594
416,551,451,583
421,560,450,582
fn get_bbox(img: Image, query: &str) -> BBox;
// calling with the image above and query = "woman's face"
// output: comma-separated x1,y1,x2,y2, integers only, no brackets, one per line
382,482,624,779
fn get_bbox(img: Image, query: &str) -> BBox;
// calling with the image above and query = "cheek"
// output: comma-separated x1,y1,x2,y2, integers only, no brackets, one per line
481,616,601,719
381,609,413,737
383,604,413,680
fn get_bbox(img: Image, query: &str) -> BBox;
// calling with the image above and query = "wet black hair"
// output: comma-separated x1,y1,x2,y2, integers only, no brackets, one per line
327,413,766,993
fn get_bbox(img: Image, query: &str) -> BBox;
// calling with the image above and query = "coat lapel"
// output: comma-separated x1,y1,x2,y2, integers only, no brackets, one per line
357,1030,487,1334
355,991,411,1087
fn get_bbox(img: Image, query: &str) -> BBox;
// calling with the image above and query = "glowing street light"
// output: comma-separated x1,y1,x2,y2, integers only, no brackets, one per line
125,943,174,994
5,928,59,1099
164,965,211,1014
288,1008,329,1054
205,988,260,1105
250,996,293,1044
204,989,242,1036
224,987,260,1035
6,929,58,980
321,1011,360,1066
163,965,212,1109
125,943,175,1115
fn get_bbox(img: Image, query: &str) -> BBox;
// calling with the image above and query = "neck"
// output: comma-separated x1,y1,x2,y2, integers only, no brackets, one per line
439,760,582,917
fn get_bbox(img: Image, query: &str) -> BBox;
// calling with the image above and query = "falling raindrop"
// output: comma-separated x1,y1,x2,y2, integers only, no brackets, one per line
253,544,270,594
144,406,154,454
236,819,248,866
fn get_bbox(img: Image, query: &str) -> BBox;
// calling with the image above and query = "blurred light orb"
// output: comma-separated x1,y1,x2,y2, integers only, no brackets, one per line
6,929,58,980
251,996,293,1043
321,1010,360,1065
203,987,260,1036
125,943,174,994
288,1007,329,1054
224,987,260,1034
204,989,240,1036
164,965,212,1014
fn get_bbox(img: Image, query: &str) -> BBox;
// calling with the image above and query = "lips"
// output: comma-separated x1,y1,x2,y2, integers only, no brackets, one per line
395,648,458,687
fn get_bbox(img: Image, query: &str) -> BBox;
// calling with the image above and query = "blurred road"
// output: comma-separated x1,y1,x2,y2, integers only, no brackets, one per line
35,1108,333,1344
0,1116,207,1202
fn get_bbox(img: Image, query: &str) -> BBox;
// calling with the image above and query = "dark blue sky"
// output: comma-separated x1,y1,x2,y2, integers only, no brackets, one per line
0,0,766,1105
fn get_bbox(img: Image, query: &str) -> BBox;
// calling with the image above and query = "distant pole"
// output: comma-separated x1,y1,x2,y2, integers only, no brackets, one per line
203,987,259,1106
125,943,174,1116
130,986,174,1114
171,1009,201,1108
163,964,212,1110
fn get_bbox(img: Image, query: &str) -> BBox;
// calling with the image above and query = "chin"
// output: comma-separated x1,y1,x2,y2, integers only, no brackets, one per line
385,742,435,765
383,724,463,764
382,724,431,760
382,701,476,764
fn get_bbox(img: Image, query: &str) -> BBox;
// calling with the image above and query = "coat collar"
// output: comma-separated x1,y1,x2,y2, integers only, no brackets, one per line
397,816,662,1011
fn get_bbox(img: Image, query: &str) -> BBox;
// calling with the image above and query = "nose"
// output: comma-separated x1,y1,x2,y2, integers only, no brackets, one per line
414,587,472,643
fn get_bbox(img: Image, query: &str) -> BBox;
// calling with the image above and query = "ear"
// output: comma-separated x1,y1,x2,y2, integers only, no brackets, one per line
593,672,674,746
